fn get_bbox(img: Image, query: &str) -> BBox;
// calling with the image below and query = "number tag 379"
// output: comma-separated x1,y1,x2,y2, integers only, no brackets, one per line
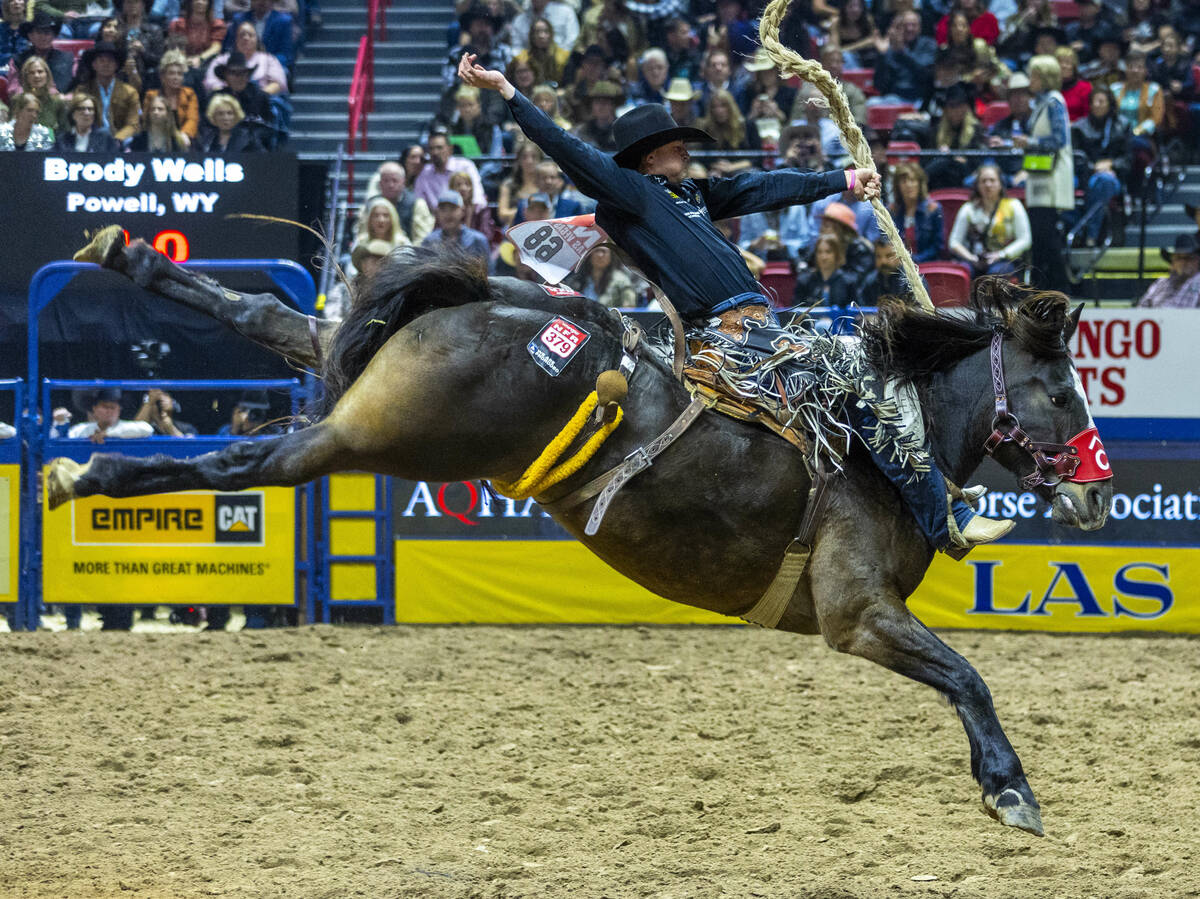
528,316,590,377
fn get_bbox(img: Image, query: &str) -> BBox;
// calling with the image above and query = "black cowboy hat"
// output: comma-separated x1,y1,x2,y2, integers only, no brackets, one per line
72,386,122,416
459,3,499,31
1161,233,1200,262
81,40,127,69
1031,24,1067,46
19,9,62,37
943,82,974,107
215,50,253,81
612,103,713,169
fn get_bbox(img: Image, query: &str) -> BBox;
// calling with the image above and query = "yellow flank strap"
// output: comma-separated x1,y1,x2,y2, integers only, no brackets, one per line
493,390,624,501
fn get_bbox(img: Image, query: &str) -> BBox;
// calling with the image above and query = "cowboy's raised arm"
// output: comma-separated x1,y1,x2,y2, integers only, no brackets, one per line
457,54,641,213
698,166,881,220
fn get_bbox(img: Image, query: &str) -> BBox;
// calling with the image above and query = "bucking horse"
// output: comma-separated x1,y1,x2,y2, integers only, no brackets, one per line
49,227,1112,837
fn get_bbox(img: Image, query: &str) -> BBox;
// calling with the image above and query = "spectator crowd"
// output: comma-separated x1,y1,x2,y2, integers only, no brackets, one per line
342,0,1200,309
1,0,319,154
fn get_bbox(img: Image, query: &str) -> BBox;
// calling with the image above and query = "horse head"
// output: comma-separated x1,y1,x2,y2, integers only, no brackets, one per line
985,292,1112,531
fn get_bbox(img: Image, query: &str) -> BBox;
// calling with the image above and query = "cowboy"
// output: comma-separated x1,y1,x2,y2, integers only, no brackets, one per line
76,41,142,141
1137,235,1200,308
457,54,1015,551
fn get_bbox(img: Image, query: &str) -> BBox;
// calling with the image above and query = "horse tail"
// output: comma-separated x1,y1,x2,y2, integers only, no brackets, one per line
320,246,491,412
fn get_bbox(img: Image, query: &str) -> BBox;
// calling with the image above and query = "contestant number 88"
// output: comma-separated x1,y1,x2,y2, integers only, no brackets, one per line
523,226,563,262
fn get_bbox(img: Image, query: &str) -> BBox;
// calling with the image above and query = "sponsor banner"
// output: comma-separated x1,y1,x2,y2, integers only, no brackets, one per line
43,482,295,605
0,464,17,599
394,539,728,624
911,545,1198,633
1072,308,1197,419
394,479,568,539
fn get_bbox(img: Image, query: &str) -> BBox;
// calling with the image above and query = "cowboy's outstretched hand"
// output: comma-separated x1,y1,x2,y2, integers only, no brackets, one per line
457,53,515,99
851,168,882,202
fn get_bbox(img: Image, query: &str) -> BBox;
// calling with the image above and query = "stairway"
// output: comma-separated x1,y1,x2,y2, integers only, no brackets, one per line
289,0,451,191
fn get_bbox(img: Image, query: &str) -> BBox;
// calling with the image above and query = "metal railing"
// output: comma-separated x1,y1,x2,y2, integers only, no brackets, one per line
346,0,390,203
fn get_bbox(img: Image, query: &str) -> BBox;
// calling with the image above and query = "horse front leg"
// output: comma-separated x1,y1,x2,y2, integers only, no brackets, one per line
46,424,348,509
810,515,1043,836
74,225,335,370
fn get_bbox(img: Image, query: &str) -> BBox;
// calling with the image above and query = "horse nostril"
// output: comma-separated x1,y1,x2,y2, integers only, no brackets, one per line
1088,486,1106,520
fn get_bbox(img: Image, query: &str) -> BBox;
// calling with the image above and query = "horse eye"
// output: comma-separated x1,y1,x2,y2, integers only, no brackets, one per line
1050,394,1070,408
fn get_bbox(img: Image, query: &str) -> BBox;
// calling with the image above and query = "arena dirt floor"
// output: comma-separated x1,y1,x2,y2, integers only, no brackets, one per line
1,619,1198,899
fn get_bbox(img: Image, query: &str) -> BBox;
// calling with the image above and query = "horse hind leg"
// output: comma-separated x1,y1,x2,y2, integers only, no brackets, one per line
47,423,350,509
811,566,1043,836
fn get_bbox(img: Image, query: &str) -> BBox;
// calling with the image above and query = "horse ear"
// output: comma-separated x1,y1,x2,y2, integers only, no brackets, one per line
1064,303,1084,341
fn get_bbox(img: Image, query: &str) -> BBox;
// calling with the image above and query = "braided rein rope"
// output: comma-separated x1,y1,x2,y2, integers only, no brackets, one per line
758,0,935,312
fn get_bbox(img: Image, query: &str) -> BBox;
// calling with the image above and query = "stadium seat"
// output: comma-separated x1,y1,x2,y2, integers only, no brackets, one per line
918,262,972,307
981,100,1011,129
842,68,874,94
886,140,922,162
867,103,917,132
1007,185,1026,203
929,188,971,242
1050,0,1081,21
760,261,796,309
52,39,94,61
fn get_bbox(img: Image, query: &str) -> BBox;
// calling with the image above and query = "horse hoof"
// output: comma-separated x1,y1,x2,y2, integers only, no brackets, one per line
984,788,1044,837
74,224,125,267
46,458,86,510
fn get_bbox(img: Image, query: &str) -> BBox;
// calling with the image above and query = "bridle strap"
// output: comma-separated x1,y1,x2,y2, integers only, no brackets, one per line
983,331,1081,490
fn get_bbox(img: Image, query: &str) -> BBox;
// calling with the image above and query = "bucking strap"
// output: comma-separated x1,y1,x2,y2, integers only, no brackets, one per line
741,467,832,629
649,284,686,382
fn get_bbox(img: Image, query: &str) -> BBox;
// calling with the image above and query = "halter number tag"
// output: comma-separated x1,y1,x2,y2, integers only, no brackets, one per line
529,316,590,377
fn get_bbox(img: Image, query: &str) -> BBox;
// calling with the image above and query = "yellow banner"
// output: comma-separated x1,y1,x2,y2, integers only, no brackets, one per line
0,464,17,598
910,545,1198,633
43,478,295,605
395,540,730,625
394,540,1200,633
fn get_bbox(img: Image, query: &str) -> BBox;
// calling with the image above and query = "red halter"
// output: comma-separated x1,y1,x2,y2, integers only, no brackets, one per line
982,331,1113,490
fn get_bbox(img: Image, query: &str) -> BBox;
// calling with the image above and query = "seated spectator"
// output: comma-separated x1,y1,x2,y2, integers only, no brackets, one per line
93,16,145,92
1056,46,1090,122
438,84,503,155
509,0,578,55
505,56,537,97
1124,0,1164,56
449,168,496,243
948,163,1031,275
835,0,880,69
422,189,491,264
68,387,154,441
76,41,142,141
996,0,1056,71
194,93,263,153
10,55,66,135
210,51,276,141
169,0,226,73
889,161,944,262
941,11,1009,99
818,44,866,127
224,0,294,72
1111,51,1164,171
695,88,759,175
0,0,31,73
859,239,909,305
779,123,833,176
530,82,571,128
1137,235,1200,308
936,0,1000,46
118,0,166,83
707,0,757,65
445,5,512,92
572,79,621,150
812,201,874,278
144,49,200,141
576,0,644,65
562,43,607,121
514,159,582,222
1063,0,1115,65
663,77,699,126
401,143,426,184
740,46,796,125
739,201,814,264
0,93,54,148
205,20,289,98
54,93,120,151
15,11,73,94
662,17,698,81
324,239,392,319
128,92,189,150
133,388,195,436
513,16,569,85
791,81,845,161
925,83,983,189
696,48,748,115
628,47,669,106
217,390,277,436
497,138,542,226
984,70,1032,183
364,160,434,243
871,11,937,107
355,195,411,255
566,244,637,306
793,234,857,309
1070,86,1127,245
414,129,487,217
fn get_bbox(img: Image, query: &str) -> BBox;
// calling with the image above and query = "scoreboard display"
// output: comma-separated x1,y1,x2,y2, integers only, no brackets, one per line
2,152,301,293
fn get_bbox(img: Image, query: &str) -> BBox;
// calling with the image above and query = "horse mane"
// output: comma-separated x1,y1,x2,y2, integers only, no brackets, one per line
321,245,492,411
860,277,1074,384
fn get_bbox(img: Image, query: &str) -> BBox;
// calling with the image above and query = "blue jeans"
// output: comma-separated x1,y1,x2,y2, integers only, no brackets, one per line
844,402,975,550
1081,171,1121,241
